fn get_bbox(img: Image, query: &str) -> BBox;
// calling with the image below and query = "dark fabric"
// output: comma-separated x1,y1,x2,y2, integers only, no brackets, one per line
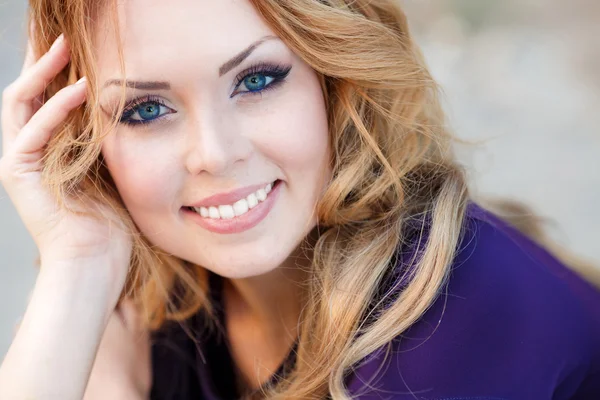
151,203,600,399
149,319,202,399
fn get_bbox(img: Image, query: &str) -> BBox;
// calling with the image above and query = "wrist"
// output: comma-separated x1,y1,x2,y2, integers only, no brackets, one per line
37,257,123,322
39,255,129,311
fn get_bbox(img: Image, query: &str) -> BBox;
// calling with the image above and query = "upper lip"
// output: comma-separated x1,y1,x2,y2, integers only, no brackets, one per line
188,180,276,208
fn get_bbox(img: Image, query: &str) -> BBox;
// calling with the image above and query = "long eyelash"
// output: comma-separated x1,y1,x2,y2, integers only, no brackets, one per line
118,95,169,126
115,64,290,127
233,62,292,94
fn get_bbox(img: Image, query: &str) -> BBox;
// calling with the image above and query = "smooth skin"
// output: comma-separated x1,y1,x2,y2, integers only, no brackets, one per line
0,33,145,399
1,0,332,395
94,0,330,388
11,293,151,399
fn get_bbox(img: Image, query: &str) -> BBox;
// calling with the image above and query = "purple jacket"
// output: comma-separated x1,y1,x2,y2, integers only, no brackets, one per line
150,204,600,399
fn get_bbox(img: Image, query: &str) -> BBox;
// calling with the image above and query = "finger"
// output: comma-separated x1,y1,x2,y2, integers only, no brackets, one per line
2,34,70,151
12,34,69,103
12,77,87,154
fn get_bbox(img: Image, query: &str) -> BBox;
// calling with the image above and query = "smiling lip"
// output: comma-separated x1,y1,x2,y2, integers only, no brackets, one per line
189,181,275,208
183,180,282,234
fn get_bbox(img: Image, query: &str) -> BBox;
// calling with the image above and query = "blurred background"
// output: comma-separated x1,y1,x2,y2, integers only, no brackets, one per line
1,0,599,357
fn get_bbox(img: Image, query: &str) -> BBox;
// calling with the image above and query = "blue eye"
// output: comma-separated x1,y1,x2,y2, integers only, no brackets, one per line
137,102,160,119
240,74,274,92
232,63,292,97
119,97,175,126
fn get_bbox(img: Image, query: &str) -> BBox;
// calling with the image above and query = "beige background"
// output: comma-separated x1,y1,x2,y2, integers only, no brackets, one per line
1,0,599,357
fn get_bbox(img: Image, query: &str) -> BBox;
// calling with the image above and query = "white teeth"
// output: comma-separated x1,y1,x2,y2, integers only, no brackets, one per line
192,181,277,219
208,206,220,219
233,198,250,216
246,193,258,209
256,188,267,202
219,205,235,219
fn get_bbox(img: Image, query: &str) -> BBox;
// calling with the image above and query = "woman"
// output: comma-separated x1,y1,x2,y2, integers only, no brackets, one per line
0,0,599,399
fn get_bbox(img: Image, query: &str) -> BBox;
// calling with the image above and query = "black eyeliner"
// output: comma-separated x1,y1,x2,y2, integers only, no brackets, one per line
116,62,292,127
231,61,292,97
118,95,173,126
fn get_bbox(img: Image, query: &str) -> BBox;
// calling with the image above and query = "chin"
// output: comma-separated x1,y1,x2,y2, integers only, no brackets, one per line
209,265,279,280
186,245,291,280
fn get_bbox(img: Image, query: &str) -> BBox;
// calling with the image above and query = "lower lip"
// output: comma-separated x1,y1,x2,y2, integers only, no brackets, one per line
182,180,282,234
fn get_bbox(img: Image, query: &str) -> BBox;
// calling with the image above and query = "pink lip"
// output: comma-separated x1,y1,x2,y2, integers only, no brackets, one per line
183,180,282,234
189,181,276,208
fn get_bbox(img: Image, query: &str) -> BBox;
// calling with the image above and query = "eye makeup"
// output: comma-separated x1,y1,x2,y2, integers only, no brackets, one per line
113,61,293,127
117,95,177,127
230,61,292,98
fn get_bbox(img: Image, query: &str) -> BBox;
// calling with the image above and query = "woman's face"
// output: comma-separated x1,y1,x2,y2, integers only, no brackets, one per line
95,0,331,278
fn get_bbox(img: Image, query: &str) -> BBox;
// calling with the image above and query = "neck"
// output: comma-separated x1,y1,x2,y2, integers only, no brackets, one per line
224,253,308,337
223,228,319,337
220,229,319,391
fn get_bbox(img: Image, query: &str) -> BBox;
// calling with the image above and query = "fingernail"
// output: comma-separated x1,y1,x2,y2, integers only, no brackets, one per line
75,76,87,85
50,34,64,51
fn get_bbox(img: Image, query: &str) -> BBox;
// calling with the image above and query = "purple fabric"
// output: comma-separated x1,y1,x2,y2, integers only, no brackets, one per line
150,204,600,399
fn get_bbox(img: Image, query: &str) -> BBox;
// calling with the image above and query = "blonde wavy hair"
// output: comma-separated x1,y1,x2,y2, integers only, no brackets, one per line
26,0,597,398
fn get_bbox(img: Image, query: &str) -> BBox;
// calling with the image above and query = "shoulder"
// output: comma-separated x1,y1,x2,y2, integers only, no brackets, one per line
347,203,600,399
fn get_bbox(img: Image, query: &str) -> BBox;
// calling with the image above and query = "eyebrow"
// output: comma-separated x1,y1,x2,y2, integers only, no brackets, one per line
218,35,278,76
102,80,171,90
102,35,278,90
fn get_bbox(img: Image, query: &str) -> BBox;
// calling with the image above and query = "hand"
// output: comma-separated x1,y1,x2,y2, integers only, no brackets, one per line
0,33,131,299
83,299,153,400
0,32,135,400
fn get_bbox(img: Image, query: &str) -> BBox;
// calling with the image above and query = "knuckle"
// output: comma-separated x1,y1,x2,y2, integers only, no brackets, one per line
2,84,16,103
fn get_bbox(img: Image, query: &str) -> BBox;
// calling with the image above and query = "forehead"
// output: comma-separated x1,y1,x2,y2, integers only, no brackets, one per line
93,0,276,80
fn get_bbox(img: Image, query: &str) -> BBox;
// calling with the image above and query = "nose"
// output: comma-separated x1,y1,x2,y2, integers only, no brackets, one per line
184,109,251,176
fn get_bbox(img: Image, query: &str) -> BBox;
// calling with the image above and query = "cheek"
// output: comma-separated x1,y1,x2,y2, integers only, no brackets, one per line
255,75,330,174
101,135,179,212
